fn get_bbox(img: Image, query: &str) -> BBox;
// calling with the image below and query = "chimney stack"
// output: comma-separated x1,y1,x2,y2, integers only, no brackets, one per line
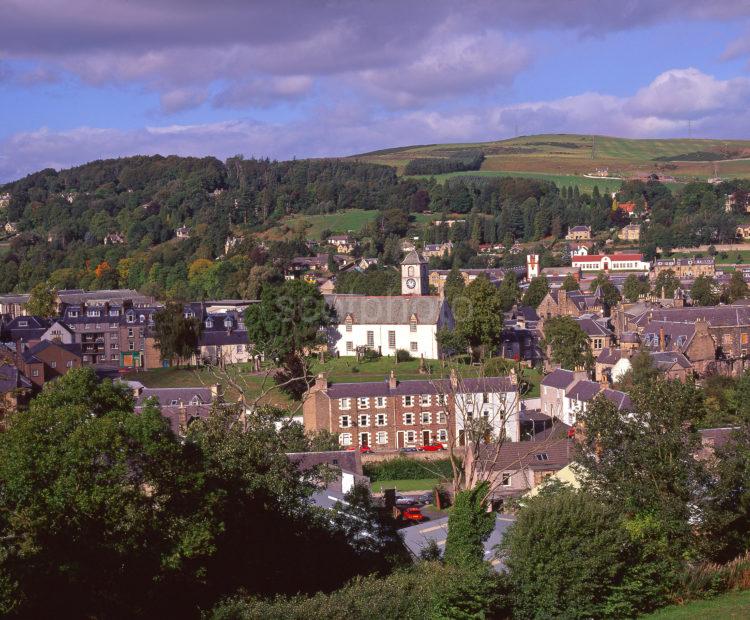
659,327,665,352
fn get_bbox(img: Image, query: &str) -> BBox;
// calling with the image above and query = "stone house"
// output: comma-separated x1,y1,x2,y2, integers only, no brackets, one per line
566,225,591,240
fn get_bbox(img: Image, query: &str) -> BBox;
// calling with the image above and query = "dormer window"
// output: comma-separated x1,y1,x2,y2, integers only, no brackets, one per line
68,310,78,318
86,310,100,317
126,313,135,323
223,318,232,328
109,310,119,316
206,319,214,328
170,399,179,406
139,315,145,323
190,396,202,405
18,320,28,327
409,314,417,333
345,314,353,333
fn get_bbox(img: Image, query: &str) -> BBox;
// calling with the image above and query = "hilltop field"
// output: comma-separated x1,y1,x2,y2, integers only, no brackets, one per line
352,133,750,190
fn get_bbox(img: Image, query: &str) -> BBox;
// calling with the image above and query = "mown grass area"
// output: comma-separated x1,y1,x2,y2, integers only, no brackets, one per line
642,589,750,619
670,249,750,265
122,356,541,405
371,479,439,493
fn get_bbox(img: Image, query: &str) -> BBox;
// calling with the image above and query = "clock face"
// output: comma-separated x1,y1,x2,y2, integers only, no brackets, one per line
406,278,416,289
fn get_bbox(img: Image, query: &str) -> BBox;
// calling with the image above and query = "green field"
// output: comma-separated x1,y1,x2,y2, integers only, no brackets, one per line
263,208,378,240
643,589,750,619
671,249,750,265
406,169,628,193
371,478,439,493
355,133,750,183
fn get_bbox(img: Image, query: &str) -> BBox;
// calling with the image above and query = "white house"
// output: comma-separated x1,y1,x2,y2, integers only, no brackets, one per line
326,252,452,358
40,321,75,344
572,253,650,273
453,374,521,444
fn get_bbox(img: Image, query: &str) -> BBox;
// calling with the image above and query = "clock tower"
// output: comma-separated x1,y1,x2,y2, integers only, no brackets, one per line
401,250,429,295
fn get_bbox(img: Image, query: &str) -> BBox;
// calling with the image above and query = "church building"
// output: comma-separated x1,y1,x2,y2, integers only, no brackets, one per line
326,251,453,359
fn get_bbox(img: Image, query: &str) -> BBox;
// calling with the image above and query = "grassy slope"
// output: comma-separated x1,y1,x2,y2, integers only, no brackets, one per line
353,133,750,186
123,357,542,405
259,209,378,241
643,589,750,619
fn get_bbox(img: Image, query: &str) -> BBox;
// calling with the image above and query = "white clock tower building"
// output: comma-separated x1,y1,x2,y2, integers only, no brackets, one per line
401,250,429,295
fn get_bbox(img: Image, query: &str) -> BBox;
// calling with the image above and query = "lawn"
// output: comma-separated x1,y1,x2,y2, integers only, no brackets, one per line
643,589,750,619
670,249,750,265
122,355,541,406
371,478,439,493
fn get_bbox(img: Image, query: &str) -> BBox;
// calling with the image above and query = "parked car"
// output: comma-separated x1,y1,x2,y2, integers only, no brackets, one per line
418,443,446,452
345,445,373,454
416,492,434,505
401,506,426,523
395,494,415,506
399,447,418,453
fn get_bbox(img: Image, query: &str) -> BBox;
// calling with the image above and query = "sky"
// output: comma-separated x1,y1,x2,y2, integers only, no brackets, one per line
3,0,750,181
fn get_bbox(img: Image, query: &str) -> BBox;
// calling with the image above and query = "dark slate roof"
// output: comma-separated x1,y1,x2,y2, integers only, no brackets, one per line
649,351,692,370
401,250,427,265
326,295,446,325
200,330,249,346
601,388,632,411
26,340,83,358
540,368,576,390
698,427,737,451
0,364,32,393
134,386,214,408
633,306,750,329
596,347,623,365
641,320,696,351
567,380,602,402
575,317,613,337
475,432,574,472
620,331,640,344
287,450,362,476
324,376,516,399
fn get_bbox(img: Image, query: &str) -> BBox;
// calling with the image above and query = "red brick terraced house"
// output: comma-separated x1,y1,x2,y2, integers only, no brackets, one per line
303,371,521,451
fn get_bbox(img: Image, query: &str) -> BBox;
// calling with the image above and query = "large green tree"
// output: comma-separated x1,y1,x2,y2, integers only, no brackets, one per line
589,272,621,314
652,268,680,299
561,273,580,292
542,316,593,371
152,302,203,366
622,273,650,303
23,282,56,317
521,276,549,308
691,274,720,306
442,266,466,306
443,482,495,568
724,270,749,303
452,275,504,359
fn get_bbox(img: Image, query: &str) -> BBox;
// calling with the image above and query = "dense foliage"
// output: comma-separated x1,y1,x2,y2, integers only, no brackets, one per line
0,369,399,617
403,150,485,175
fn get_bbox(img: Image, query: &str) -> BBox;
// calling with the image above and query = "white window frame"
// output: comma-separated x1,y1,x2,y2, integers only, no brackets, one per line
346,341,354,352
402,395,414,407
420,411,432,424
403,412,415,425
339,415,351,428
339,433,352,447
501,473,512,486
358,414,370,427
437,411,447,424
410,341,418,352
357,397,369,409
376,431,388,445
375,413,387,426
437,429,448,442
375,396,386,408
339,398,351,410
405,430,416,443
419,394,431,406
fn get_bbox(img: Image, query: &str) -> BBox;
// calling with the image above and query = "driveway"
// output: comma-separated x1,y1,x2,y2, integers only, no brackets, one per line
399,513,516,570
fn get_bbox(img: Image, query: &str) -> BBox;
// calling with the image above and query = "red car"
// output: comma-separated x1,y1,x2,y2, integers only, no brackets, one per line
401,506,426,523
418,443,446,452
345,445,373,454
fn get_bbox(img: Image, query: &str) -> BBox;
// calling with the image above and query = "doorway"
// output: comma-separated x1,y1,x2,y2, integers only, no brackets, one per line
360,432,369,447
422,430,431,445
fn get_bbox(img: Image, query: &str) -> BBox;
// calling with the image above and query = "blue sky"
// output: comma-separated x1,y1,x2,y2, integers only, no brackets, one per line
3,1,750,181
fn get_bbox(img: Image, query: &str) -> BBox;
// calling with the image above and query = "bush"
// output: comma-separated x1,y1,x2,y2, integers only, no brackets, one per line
396,349,413,362
501,488,671,619
678,551,750,601
363,457,455,482
403,151,485,176
209,562,507,620
362,348,381,361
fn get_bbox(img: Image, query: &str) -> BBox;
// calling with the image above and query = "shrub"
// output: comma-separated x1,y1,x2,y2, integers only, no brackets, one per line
395,349,413,363
501,488,670,619
678,552,750,601
209,562,506,620
362,348,381,361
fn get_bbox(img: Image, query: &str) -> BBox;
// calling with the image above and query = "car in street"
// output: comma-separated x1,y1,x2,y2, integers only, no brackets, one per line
416,492,434,505
418,443,446,452
395,494,415,506
400,506,426,523
345,445,373,454
399,447,418,453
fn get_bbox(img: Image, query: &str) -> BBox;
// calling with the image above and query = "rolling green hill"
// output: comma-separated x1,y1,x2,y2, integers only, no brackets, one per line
352,133,750,187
